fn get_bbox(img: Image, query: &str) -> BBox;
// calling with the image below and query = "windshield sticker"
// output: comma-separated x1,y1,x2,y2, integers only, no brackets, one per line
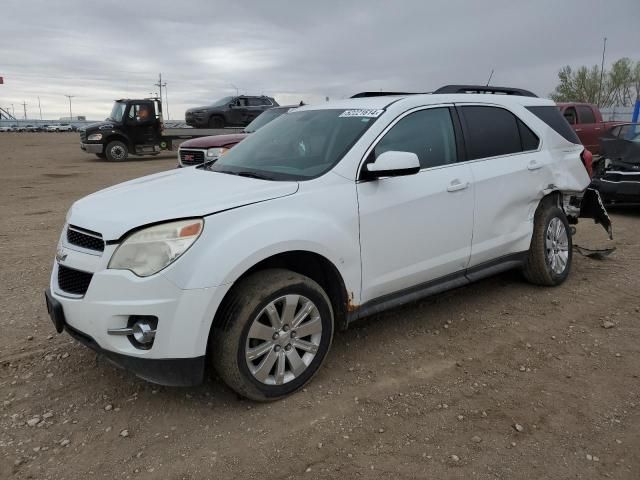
339,109,384,118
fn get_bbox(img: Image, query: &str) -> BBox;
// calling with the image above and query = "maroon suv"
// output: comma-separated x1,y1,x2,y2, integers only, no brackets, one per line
178,106,294,167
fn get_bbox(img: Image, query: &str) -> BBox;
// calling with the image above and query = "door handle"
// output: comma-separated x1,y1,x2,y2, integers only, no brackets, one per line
527,161,543,171
447,180,469,192
575,128,583,132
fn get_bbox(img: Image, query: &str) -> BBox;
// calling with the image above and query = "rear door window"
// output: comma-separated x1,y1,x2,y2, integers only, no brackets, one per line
517,119,540,151
576,106,596,124
459,106,522,160
374,108,457,169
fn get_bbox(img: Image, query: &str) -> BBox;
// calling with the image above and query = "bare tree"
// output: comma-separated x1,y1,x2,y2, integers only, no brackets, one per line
550,58,640,107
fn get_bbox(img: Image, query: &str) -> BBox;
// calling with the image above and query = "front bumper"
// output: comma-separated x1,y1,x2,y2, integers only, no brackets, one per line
591,174,640,204
45,289,204,386
80,142,104,154
185,113,207,128
46,234,229,386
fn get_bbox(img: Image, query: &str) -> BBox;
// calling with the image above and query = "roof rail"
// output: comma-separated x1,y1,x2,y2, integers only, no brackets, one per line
350,91,417,98
434,85,537,98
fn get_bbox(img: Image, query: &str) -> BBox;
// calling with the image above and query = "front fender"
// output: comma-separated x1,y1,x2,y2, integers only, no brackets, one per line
163,178,361,303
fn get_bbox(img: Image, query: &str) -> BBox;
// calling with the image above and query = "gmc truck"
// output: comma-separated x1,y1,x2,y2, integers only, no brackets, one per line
557,103,621,155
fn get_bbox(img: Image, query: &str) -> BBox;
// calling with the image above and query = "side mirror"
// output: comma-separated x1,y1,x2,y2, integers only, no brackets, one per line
365,151,420,178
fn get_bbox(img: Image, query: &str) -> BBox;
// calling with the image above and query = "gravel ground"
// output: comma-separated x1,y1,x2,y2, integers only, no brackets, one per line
0,133,638,479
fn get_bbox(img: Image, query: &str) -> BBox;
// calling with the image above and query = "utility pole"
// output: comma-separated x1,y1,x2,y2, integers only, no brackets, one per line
154,73,166,101
164,82,170,120
65,95,75,120
21,101,27,120
597,37,607,107
38,96,43,120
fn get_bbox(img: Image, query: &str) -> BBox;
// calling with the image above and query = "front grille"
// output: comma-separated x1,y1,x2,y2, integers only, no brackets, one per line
67,226,104,252
180,149,205,166
57,265,93,296
602,172,640,183
79,130,87,142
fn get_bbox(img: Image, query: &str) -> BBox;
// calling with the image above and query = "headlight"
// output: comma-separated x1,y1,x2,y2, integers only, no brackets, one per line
88,133,103,141
207,147,228,158
108,219,203,277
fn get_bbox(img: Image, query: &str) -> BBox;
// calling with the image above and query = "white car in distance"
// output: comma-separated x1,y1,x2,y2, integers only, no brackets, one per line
45,85,610,401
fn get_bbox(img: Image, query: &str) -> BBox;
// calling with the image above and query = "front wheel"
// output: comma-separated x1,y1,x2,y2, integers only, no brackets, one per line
104,141,128,162
523,205,572,286
208,116,224,128
211,269,334,401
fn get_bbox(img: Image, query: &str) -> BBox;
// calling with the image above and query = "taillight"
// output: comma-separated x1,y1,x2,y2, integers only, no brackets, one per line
581,148,593,178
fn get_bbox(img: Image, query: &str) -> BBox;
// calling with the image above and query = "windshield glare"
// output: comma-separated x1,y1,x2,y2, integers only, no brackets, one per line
208,109,379,181
210,96,233,107
244,108,287,133
110,102,126,122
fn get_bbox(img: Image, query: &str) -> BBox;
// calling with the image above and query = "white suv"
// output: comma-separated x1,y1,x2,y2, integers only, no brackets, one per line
45,85,610,400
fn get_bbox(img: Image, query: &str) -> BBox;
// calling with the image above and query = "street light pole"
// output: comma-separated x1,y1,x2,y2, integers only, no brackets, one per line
65,95,75,120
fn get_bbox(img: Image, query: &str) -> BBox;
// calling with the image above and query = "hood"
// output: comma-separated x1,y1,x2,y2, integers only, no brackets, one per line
82,120,120,133
180,133,249,149
67,168,299,240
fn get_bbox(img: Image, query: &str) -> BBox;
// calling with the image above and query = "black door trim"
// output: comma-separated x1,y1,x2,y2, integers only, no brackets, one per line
347,252,527,323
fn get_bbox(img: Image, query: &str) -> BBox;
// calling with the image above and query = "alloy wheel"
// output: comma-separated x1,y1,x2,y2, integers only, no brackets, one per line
545,217,569,275
245,294,323,385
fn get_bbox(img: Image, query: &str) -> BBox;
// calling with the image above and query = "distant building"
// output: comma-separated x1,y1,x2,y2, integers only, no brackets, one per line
59,116,86,121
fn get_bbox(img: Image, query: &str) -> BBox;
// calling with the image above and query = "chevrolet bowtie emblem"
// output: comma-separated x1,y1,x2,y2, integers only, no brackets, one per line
56,249,68,263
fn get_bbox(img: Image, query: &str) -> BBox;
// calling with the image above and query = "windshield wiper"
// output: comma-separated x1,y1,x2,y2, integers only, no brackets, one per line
209,169,273,180
236,171,273,180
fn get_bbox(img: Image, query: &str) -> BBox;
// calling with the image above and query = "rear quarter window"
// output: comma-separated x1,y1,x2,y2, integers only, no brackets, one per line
526,106,581,144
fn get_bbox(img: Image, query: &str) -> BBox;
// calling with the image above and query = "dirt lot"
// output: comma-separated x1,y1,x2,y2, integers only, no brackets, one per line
0,132,638,479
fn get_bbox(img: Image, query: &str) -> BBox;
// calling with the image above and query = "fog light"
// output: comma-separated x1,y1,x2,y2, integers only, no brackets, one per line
106,315,158,350
132,321,156,344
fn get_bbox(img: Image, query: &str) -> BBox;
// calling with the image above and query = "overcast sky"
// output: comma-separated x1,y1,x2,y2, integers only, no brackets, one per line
1,0,638,121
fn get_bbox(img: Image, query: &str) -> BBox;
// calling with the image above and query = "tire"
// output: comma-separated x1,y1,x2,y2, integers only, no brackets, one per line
211,269,334,401
208,116,224,128
523,204,572,286
104,141,128,162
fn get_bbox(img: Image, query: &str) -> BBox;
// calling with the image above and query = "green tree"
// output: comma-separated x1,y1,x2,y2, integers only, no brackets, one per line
550,58,640,107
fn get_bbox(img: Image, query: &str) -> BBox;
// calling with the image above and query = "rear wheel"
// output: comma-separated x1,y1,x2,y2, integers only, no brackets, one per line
212,269,334,401
208,116,224,128
523,205,572,286
104,141,128,162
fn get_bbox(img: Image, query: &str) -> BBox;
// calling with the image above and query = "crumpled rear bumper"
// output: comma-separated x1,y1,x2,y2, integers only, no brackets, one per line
576,187,613,240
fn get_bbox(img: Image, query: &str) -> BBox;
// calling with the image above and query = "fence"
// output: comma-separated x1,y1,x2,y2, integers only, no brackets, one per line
600,107,635,122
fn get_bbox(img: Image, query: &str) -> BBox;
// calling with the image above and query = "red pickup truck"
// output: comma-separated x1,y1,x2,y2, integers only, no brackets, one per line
557,103,620,155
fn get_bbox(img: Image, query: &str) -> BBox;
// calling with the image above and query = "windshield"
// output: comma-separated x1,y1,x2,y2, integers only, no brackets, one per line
109,101,126,122
620,124,640,142
207,109,380,180
244,108,288,133
210,96,233,107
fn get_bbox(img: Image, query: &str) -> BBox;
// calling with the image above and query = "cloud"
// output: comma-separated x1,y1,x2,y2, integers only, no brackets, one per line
1,0,638,120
